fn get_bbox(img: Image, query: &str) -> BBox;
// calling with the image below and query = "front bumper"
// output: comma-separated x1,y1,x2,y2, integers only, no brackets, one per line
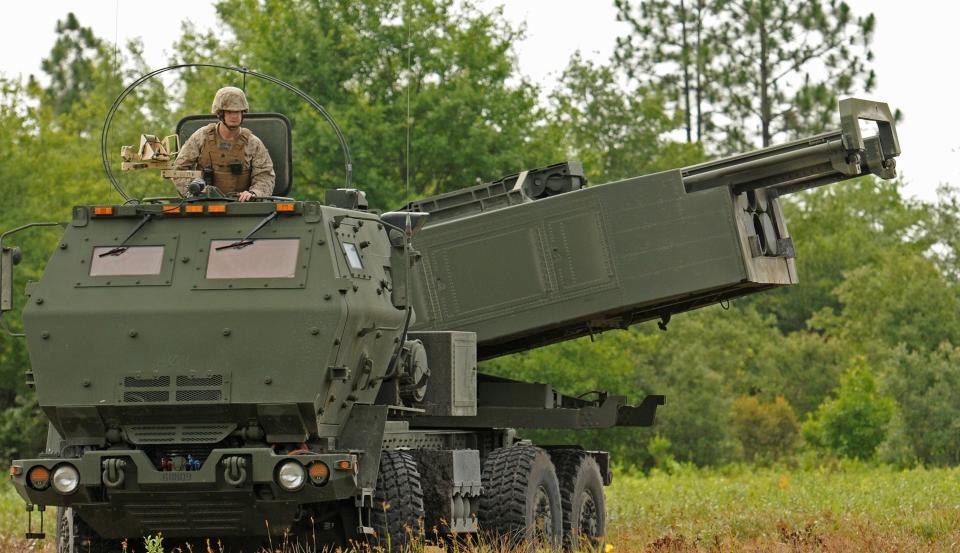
10,448,359,538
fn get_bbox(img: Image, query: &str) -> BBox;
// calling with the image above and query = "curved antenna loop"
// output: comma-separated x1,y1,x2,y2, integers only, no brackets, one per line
101,63,352,201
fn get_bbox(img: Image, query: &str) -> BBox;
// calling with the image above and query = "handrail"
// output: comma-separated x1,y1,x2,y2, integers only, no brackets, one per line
0,222,67,337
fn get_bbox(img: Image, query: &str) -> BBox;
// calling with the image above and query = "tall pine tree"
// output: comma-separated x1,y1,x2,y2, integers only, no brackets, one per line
615,0,876,153
615,0,712,144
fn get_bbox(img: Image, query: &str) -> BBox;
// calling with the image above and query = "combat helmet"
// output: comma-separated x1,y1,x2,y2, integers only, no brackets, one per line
211,86,249,113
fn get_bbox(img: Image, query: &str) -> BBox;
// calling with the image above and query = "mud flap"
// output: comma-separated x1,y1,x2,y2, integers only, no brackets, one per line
25,503,46,540
338,403,388,535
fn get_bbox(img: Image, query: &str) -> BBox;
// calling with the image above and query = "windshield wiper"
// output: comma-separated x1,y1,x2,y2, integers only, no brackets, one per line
215,211,279,251
98,213,155,257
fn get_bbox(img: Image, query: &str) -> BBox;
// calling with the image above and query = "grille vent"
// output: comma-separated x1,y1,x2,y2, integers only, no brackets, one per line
123,391,170,403
124,376,170,388
124,423,237,444
119,373,229,404
176,375,222,386
124,499,246,532
176,389,222,402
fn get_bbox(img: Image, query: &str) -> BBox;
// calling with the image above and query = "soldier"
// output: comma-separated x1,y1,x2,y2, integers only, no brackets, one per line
173,86,275,201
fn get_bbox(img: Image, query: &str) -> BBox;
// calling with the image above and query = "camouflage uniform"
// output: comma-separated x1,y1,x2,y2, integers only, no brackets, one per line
173,86,276,197
173,126,275,197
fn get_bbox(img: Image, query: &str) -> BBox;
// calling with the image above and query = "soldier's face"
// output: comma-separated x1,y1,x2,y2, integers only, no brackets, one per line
222,110,243,129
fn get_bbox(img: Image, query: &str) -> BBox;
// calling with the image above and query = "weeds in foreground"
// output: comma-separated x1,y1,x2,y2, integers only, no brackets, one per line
125,534,606,553
144,533,164,553
7,464,960,552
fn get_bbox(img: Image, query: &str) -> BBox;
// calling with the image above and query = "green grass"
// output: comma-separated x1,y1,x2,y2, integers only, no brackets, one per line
1,479,48,552
1,480,26,532
4,464,960,552
606,462,960,551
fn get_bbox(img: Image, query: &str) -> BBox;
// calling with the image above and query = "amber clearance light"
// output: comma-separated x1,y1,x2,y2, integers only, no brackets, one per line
28,466,50,490
185,205,204,214
207,205,227,214
276,203,295,213
93,207,114,216
308,462,329,485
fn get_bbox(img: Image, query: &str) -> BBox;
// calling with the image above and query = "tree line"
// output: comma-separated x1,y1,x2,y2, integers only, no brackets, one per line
0,1,955,470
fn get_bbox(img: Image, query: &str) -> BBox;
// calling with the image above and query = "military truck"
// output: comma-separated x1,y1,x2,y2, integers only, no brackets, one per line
3,68,900,552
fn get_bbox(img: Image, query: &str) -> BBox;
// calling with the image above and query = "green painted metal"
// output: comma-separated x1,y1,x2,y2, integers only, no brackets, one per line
6,97,901,544
407,98,901,359
10,448,358,538
22,202,404,443
11,199,411,540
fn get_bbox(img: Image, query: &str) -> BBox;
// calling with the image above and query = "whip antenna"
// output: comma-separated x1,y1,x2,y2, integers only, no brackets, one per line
405,10,413,196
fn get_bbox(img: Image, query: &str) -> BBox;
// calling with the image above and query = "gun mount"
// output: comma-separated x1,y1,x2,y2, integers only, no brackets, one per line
120,133,202,181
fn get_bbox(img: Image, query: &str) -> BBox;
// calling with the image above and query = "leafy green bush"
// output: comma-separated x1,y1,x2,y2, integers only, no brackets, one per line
882,344,960,465
645,434,679,473
731,395,799,462
818,251,960,352
0,397,46,464
876,410,918,468
802,361,895,459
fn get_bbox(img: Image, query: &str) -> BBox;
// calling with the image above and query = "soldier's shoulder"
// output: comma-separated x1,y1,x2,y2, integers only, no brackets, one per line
185,123,216,142
245,130,268,148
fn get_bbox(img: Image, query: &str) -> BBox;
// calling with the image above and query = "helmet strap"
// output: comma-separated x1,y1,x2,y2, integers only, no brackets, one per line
217,110,243,130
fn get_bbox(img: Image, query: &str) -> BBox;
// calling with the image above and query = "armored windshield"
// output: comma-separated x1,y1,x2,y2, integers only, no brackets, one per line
206,239,299,279
90,246,165,276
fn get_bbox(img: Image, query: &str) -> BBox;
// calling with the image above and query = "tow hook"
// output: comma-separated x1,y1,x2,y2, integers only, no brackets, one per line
222,456,247,487
102,458,127,488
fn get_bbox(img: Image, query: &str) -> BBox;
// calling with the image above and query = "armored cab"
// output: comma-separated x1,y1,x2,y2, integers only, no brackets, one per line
3,97,900,551
15,199,407,536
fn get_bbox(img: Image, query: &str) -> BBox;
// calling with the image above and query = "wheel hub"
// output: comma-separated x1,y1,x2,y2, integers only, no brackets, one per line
579,492,600,537
533,485,554,537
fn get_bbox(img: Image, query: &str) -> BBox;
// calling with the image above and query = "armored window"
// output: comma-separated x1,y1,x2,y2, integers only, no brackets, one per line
206,239,299,279
89,246,165,276
342,242,363,270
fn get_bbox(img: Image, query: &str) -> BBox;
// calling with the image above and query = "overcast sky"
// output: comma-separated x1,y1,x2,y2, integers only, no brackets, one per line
1,1,955,203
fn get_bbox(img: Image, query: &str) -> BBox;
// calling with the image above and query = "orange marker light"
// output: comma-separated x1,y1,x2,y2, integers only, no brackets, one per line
185,205,204,214
28,466,50,490
276,203,295,213
9,466,22,476
308,462,330,485
336,460,352,471
207,205,227,214
162,205,181,215
93,207,114,216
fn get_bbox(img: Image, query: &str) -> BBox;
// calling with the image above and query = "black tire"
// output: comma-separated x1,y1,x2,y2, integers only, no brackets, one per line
371,450,425,552
55,507,76,553
550,450,606,550
56,507,119,553
479,445,562,547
